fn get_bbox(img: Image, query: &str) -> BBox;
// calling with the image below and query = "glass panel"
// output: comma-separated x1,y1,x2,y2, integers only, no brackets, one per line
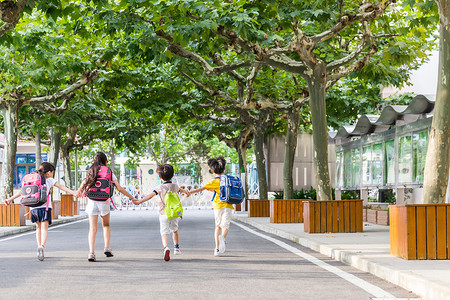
362,146,372,185
336,152,343,188
398,135,412,183
384,140,395,184
27,154,36,164
15,154,27,164
352,148,360,186
29,166,36,174
41,154,48,162
413,131,427,182
343,151,352,187
372,143,383,185
16,166,27,188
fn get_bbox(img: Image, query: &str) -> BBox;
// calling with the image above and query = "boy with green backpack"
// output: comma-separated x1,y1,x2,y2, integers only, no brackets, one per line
132,164,189,261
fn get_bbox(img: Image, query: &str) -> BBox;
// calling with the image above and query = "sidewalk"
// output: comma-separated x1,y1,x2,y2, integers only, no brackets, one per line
232,213,450,300
0,213,88,238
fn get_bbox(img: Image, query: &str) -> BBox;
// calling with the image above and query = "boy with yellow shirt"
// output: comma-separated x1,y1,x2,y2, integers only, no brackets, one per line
188,156,232,256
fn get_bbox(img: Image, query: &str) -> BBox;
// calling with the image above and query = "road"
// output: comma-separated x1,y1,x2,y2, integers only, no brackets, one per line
0,210,418,300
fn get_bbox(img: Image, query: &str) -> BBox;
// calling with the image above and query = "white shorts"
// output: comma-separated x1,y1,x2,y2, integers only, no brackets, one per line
159,214,179,235
214,208,232,229
86,200,111,216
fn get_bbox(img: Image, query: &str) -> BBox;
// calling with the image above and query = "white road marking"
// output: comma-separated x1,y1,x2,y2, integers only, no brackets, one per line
232,221,398,299
0,219,88,243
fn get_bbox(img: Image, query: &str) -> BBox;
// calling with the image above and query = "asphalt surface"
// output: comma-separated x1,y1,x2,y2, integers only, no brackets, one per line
0,210,419,300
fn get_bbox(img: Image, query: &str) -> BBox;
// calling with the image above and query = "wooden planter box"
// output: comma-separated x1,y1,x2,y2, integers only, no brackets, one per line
61,194,74,216
248,200,270,217
303,200,363,233
270,199,305,223
234,203,242,211
390,204,450,260
0,204,26,226
364,208,389,225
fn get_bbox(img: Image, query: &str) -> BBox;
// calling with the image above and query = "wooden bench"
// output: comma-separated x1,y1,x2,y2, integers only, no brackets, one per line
303,200,363,233
270,199,305,223
390,204,450,260
0,204,26,226
248,200,270,217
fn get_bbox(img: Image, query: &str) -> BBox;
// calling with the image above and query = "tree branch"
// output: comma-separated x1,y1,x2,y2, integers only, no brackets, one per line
21,70,98,106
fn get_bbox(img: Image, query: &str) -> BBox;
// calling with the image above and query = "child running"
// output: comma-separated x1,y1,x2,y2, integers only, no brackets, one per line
77,152,137,262
132,164,189,261
188,156,232,257
4,162,78,261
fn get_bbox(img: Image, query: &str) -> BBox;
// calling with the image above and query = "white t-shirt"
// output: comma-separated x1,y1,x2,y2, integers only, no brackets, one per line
31,177,56,210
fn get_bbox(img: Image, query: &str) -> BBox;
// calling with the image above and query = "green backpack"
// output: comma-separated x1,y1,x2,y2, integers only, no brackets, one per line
164,191,183,219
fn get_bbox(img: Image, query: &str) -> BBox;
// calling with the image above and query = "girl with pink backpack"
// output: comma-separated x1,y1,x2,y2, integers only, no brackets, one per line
76,152,137,262
4,162,79,261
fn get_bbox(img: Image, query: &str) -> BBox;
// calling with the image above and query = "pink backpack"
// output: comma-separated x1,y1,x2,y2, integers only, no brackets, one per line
86,166,114,201
20,173,49,208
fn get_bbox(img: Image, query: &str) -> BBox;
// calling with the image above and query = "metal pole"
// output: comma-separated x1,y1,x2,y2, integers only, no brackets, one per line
75,148,78,190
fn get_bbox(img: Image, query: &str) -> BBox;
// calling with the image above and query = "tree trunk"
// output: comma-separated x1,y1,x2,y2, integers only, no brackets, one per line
35,131,42,169
0,103,19,198
283,110,301,199
48,127,61,171
61,148,72,189
254,128,269,200
237,139,248,198
423,2,450,204
307,64,333,200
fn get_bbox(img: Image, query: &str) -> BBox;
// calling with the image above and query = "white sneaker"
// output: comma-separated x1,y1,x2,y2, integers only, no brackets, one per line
163,247,170,261
219,235,226,254
37,246,44,261
214,249,220,256
174,247,181,255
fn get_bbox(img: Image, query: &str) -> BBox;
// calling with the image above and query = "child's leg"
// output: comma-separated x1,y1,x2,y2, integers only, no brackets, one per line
100,213,111,249
89,214,99,253
40,220,49,247
221,227,229,238
172,230,179,245
214,226,221,250
35,221,42,247
161,233,169,248
221,208,232,238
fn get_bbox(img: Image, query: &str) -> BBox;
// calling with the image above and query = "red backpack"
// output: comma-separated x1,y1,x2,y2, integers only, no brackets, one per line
86,166,114,201
20,173,49,208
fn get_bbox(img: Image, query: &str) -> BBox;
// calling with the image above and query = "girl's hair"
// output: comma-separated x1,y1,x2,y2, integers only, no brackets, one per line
157,164,174,181
35,162,55,175
83,152,108,192
208,156,226,175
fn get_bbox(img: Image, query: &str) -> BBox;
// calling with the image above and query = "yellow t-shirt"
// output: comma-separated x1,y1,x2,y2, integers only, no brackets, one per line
204,177,234,210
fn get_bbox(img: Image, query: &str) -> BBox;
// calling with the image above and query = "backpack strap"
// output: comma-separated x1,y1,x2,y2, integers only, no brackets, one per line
211,176,221,202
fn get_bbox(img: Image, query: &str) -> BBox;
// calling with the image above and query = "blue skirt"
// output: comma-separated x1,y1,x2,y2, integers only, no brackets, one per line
30,208,52,225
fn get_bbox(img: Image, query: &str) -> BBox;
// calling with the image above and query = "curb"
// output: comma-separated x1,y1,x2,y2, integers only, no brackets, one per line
0,214,88,238
232,214,450,300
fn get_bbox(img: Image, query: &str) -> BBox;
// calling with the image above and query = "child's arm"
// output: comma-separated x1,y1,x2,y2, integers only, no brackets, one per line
4,191,22,205
188,186,207,195
113,179,138,202
179,188,190,197
54,182,78,197
133,192,156,205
